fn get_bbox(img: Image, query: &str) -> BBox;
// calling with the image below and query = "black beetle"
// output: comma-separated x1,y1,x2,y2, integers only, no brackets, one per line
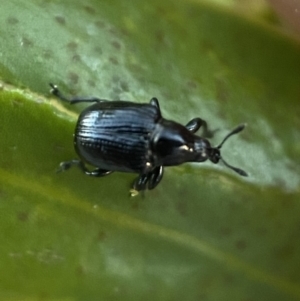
50,84,247,194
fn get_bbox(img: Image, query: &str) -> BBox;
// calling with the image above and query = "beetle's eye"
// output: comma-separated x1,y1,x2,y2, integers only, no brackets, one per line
209,148,221,163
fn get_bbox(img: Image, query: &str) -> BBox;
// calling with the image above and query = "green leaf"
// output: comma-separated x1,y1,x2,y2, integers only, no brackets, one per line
0,1,300,300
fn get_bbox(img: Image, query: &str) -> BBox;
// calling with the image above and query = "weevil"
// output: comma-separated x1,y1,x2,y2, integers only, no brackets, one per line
50,84,247,194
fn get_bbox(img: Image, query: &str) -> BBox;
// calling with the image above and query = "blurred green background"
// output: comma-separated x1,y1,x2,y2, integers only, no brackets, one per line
0,0,300,300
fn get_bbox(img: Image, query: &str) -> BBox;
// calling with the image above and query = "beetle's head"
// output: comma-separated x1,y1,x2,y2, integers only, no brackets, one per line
196,124,248,177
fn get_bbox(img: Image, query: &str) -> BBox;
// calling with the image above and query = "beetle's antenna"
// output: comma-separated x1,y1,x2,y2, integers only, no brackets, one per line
217,124,246,149
220,157,248,176
49,83,70,102
216,124,248,177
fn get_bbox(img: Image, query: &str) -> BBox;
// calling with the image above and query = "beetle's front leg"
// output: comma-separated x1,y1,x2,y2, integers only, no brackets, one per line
50,84,110,104
132,166,164,192
185,118,215,138
148,166,164,190
57,159,112,177
132,174,149,192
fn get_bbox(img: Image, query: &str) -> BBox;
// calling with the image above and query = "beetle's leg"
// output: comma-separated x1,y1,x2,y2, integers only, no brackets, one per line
185,118,215,138
132,166,164,191
50,84,110,104
57,159,112,177
150,97,160,110
132,174,149,191
185,118,206,134
148,166,164,190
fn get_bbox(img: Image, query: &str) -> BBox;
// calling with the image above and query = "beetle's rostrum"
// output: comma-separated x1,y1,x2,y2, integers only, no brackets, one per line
50,83,247,193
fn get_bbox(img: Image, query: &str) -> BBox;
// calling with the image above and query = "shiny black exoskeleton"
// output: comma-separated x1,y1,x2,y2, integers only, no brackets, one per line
50,84,247,193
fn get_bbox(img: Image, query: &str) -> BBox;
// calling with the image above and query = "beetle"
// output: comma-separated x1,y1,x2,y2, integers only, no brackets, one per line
50,83,247,193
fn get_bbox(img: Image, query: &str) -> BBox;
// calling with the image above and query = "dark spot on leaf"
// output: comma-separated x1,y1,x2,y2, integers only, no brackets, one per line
112,75,121,83
286,161,300,173
55,15,66,25
7,17,19,25
128,63,143,73
76,265,85,276
98,230,107,241
94,46,103,55
43,49,53,59
68,72,79,85
0,189,6,199
72,54,81,63
215,77,229,102
186,80,198,90
20,37,33,47
109,27,120,36
177,200,187,216
120,28,129,37
95,20,105,28
220,227,232,237
223,272,234,284
161,90,172,100
155,6,168,15
273,177,286,189
66,41,78,51
280,197,294,209
200,39,215,53
87,80,96,88
216,106,226,120
38,291,48,300
17,212,29,222
275,243,295,260
109,57,119,65
164,62,173,72
120,81,129,92
197,274,214,293
111,40,121,50
83,5,96,15
112,86,122,95
131,200,140,210
235,239,247,250
155,30,166,45
256,227,267,236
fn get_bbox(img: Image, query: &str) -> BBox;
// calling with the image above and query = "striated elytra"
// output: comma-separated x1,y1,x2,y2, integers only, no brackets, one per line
50,84,247,194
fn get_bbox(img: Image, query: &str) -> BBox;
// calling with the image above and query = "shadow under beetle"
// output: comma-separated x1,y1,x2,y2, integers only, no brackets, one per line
50,84,247,194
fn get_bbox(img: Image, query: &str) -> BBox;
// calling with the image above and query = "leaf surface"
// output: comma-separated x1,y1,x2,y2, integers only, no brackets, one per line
0,1,300,300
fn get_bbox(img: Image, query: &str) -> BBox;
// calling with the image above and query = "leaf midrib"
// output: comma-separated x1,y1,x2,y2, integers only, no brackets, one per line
0,168,299,299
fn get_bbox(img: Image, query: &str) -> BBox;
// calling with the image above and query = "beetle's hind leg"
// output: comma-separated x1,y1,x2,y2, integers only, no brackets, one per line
149,97,161,111
57,159,112,177
185,118,215,138
49,84,109,104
